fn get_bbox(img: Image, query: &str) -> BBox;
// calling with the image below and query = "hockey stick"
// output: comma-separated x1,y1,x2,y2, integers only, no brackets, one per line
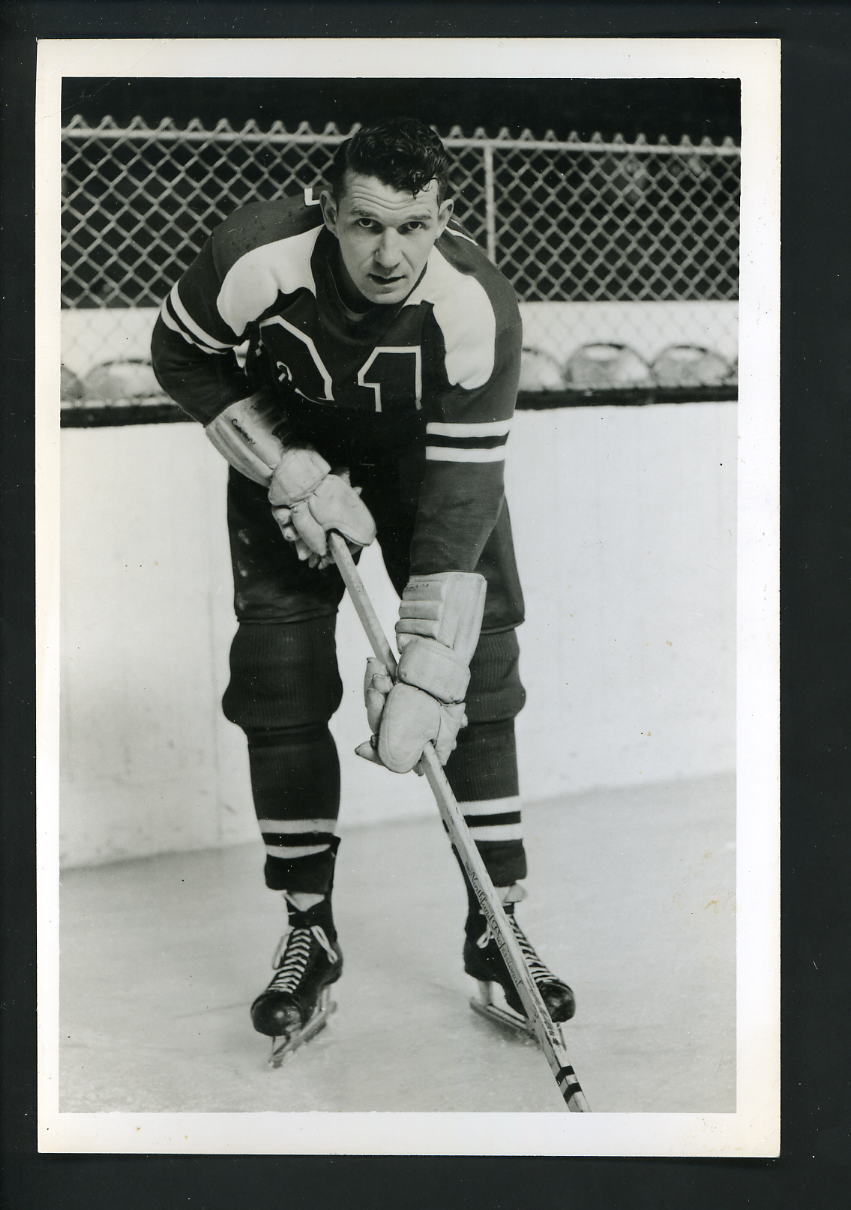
328,532,590,1112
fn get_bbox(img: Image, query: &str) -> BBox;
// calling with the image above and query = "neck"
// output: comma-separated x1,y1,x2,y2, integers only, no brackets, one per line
331,251,373,316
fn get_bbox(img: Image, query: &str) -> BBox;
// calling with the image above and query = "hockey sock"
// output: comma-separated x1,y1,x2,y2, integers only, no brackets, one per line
222,618,344,895
445,717,528,890
246,722,341,893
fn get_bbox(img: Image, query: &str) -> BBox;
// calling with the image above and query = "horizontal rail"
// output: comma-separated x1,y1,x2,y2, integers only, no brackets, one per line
62,125,740,158
60,386,739,428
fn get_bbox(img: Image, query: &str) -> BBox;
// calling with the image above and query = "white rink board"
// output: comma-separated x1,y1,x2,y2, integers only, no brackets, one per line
61,301,738,381
59,401,736,868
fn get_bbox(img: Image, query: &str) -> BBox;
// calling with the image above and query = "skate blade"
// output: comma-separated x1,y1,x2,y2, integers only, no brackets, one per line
469,982,565,1046
268,991,337,1068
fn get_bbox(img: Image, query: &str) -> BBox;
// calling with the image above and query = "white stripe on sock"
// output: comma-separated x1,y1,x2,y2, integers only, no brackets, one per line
467,824,524,842
264,842,330,859
257,818,337,835
461,796,522,817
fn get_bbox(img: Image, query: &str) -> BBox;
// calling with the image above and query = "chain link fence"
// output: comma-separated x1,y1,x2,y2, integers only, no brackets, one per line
60,118,740,421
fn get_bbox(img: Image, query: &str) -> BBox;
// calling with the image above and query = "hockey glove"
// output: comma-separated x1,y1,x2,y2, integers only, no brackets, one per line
268,450,376,559
273,472,367,569
205,395,376,562
205,393,292,485
356,572,487,774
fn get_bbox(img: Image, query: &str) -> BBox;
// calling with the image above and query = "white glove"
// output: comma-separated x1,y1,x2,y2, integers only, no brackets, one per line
205,393,290,484
355,573,486,775
356,657,467,773
204,399,375,565
272,472,368,570
268,450,375,559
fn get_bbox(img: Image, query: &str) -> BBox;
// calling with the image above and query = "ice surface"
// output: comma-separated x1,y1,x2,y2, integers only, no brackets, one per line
58,775,735,1114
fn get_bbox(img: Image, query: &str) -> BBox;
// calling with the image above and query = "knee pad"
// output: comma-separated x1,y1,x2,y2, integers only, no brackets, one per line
222,616,343,733
464,629,526,724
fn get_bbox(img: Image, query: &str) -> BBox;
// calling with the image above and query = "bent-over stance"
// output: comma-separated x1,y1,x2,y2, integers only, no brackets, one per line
151,118,574,1058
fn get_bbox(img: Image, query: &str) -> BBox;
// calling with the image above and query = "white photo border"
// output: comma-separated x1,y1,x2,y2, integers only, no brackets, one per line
35,36,780,1157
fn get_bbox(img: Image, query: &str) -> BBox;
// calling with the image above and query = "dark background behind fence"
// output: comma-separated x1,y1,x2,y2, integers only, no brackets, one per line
62,76,741,142
60,76,740,420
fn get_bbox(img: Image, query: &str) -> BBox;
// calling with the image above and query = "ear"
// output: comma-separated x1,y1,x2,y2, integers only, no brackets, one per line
319,190,338,236
436,198,454,236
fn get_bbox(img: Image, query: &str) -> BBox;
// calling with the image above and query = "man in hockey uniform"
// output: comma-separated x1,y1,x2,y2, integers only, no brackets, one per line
151,118,574,1053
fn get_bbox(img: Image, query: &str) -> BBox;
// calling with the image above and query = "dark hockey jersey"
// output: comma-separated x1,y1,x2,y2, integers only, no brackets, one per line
151,189,523,578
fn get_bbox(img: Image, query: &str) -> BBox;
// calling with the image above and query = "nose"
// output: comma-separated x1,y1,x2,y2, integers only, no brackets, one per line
373,228,401,270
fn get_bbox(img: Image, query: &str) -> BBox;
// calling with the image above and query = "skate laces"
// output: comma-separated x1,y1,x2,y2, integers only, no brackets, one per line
268,925,337,993
476,914,556,984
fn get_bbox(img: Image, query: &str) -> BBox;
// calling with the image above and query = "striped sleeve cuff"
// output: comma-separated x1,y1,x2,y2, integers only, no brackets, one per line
425,419,511,463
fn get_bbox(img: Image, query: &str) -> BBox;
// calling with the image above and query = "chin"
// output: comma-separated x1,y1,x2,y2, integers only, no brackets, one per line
371,290,406,306
359,277,410,305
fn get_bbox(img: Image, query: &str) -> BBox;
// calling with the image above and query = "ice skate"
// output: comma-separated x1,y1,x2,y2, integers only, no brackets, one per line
464,900,575,1040
251,896,343,1066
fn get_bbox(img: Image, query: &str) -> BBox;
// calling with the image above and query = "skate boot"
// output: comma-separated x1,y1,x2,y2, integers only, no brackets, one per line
251,895,343,1066
464,892,575,1039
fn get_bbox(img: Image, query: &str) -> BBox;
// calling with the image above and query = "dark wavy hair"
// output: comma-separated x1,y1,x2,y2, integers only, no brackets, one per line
326,118,451,204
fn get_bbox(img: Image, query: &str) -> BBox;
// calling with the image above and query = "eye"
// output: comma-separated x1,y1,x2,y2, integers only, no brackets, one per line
402,221,424,232
357,218,377,230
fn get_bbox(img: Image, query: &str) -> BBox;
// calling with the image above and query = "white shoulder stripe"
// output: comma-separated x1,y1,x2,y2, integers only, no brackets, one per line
217,226,321,338
406,247,496,389
159,300,222,354
425,446,506,463
426,420,511,438
170,284,232,350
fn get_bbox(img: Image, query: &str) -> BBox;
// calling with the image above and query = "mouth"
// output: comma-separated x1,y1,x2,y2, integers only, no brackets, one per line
368,273,405,288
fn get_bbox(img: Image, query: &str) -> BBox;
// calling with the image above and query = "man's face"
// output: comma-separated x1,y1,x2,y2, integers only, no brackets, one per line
321,172,453,306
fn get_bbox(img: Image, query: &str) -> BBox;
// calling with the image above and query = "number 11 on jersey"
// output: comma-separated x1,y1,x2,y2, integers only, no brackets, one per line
356,347,422,413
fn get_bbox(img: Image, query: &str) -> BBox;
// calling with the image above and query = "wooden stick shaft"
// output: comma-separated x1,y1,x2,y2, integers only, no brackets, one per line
328,533,590,1112
329,538,398,676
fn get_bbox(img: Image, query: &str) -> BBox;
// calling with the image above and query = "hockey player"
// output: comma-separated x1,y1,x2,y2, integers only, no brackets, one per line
151,117,574,1058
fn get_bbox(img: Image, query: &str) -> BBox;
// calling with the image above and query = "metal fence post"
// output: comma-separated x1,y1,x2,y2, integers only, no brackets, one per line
483,142,497,264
